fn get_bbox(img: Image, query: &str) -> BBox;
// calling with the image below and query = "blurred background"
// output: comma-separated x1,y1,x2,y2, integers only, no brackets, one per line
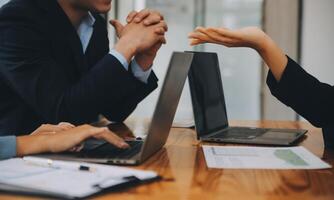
110,0,334,125
1,0,333,125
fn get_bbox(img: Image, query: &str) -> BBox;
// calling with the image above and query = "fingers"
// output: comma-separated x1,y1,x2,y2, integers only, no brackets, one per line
155,20,168,32
47,125,106,153
200,29,235,45
91,128,130,149
133,9,150,23
152,21,168,43
190,38,204,46
126,11,138,23
153,21,168,37
58,122,75,130
157,35,167,44
206,27,239,39
143,11,164,26
188,31,215,43
69,144,84,152
189,27,235,46
128,9,164,26
154,27,165,35
110,19,125,38
198,27,237,43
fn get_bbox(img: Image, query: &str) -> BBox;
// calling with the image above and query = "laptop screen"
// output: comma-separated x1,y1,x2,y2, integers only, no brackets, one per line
188,52,229,138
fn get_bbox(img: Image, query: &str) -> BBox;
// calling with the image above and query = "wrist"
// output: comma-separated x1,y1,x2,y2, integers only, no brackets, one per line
16,135,50,156
114,38,137,63
256,35,274,56
135,54,154,71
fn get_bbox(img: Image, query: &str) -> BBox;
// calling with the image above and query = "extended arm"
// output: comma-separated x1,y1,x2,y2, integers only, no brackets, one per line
189,26,334,127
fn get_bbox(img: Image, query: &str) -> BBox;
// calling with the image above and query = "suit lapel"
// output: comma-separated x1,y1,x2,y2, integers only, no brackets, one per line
34,0,86,74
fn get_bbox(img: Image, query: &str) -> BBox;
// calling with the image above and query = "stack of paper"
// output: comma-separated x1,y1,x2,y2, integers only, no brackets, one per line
202,146,331,170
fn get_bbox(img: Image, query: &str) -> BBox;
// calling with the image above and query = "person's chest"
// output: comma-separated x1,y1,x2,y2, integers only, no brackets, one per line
45,19,109,82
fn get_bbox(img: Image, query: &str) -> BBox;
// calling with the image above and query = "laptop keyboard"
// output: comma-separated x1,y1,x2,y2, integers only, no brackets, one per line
80,140,143,159
210,127,269,140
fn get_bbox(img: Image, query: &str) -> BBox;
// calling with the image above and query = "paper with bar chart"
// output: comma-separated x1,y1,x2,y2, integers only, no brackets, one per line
202,146,331,170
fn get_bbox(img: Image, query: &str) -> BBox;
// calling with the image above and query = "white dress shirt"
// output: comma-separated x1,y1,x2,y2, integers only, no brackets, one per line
77,12,152,83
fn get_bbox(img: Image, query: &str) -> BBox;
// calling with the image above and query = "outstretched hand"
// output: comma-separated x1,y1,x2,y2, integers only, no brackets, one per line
188,26,268,52
189,26,288,82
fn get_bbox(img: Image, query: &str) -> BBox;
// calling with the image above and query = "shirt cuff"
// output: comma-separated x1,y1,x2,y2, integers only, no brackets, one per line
131,59,152,84
0,136,17,160
109,49,129,71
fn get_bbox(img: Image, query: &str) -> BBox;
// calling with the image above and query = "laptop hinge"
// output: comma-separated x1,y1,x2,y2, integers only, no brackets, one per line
200,127,229,140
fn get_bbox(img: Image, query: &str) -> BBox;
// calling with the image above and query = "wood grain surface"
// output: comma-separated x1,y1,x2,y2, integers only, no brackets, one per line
1,121,333,200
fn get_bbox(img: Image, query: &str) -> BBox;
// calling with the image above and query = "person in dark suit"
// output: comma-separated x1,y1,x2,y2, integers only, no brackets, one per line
188,26,334,148
0,0,168,136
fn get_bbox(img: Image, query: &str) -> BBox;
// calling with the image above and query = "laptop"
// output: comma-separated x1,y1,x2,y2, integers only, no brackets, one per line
38,52,194,165
187,51,307,146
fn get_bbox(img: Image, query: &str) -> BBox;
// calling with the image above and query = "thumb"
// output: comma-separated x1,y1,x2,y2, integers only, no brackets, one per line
110,19,124,38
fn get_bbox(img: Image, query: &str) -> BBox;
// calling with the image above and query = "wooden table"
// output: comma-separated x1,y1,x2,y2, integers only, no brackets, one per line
1,121,334,200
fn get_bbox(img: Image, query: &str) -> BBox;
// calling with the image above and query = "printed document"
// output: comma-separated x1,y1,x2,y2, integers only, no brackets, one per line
202,146,331,169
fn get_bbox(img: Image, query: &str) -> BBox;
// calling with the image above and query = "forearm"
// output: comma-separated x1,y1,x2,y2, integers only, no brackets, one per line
258,36,288,81
16,135,50,157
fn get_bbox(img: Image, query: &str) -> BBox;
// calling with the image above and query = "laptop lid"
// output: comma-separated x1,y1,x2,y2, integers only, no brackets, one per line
140,52,194,161
187,51,230,139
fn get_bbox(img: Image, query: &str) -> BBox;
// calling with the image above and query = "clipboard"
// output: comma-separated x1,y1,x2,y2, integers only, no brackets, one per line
0,157,160,199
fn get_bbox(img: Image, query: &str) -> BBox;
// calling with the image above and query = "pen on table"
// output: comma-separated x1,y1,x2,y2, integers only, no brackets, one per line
23,157,95,172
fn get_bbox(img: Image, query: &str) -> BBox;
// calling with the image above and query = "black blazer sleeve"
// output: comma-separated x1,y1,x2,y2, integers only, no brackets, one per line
266,56,334,128
0,15,158,125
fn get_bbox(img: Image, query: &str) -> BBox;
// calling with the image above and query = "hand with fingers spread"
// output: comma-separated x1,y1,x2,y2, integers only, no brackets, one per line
110,9,167,71
16,124,129,157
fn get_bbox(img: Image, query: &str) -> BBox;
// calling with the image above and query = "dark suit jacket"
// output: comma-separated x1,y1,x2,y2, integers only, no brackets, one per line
0,0,158,135
267,56,334,149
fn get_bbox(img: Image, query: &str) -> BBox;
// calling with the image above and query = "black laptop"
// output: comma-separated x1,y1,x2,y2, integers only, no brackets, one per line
187,51,307,146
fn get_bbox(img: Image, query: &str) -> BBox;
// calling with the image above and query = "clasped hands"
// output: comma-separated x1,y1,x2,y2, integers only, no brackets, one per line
111,9,168,71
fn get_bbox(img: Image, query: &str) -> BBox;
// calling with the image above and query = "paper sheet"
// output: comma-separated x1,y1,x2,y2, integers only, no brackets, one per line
0,158,158,198
202,146,331,170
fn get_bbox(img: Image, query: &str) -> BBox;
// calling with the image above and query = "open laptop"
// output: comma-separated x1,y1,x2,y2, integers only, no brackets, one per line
187,51,307,146
38,52,194,165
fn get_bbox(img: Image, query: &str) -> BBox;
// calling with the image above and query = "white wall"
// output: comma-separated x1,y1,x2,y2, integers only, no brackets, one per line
301,0,334,85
